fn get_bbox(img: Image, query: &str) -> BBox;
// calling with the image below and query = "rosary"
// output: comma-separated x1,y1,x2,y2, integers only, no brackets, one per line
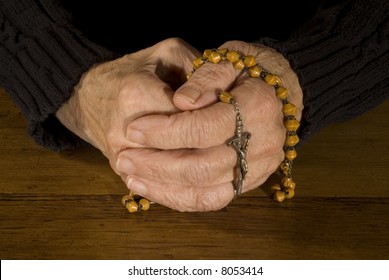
122,48,299,212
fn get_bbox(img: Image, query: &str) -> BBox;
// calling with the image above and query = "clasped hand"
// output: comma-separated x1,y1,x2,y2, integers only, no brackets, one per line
56,38,303,212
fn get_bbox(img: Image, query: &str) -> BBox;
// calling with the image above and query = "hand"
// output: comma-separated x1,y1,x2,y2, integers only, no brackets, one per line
56,38,200,171
117,41,303,212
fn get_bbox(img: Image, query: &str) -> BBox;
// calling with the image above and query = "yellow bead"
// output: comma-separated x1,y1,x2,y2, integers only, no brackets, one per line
284,187,295,199
279,161,290,175
219,48,228,59
276,86,288,100
284,118,300,131
186,71,193,80
283,102,297,115
248,65,261,78
289,181,296,190
121,194,132,207
271,184,282,191
126,200,139,213
193,57,204,69
209,51,222,64
218,91,234,103
264,73,282,86
139,198,150,211
285,134,299,146
203,49,212,59
274,190,286,203
243,55,256,67
234,60,245,70
285,148,297,160
282,177,294,188
226,50,240,63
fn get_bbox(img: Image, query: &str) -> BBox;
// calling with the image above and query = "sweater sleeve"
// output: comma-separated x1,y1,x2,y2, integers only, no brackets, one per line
258,0,389,144
0,0,118,151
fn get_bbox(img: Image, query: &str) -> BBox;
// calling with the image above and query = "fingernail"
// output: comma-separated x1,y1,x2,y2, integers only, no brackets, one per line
127,177,147,197
127,129,145,144
116,158,135,174
176,87,200,104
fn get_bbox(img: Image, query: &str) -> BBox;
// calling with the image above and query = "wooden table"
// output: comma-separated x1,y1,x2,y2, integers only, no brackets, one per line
1,89,388,260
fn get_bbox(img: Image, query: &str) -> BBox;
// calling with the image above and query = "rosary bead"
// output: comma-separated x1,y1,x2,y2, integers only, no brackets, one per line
264,73,282,86
186,72,193,80
122,195,132,207
219,91,234,103
274,190,286,203
284,118,300,131
234,60,246,70
139,198,150,211
283,102,297,115
279,161,289,175
209,51,222,64
243,55,256,67
282,177,294,188
219,48,228,59
248,65,261,78
271,184,282,191
193,57,205,69
203,49,213,59
126,200,139,213
285,148,297,161
276,86,288,100
284,187,295,199
285,134,300,146
226,50,240,63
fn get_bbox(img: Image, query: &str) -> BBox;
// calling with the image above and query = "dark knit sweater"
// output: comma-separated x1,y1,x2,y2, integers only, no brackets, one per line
1,0,388,151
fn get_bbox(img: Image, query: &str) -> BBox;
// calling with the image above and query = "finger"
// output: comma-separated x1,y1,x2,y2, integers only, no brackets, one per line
151,38,201,89
122,175,235,212
127,78,281,149
116,145,236,187
116,142,284,194
173,60,237,110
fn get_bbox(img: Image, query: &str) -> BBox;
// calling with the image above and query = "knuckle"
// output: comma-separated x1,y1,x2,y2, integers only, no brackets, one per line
180,153,213,186
194,190,228,212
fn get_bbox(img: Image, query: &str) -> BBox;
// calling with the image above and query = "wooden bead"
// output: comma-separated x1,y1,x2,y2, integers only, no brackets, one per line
274,190,286,203
248,65,261,78
203,49,212,59
121,195,132,207
284,118,300,131
283,102,297,115
193,57,204,69
282,177,294,188
285,134,300,146
284,187,295,199
209,51,222,64
271,184,282,191
226,50,240,63
186,71,193,80
126,200,139,213
285,148,297,160
219,48,228,59
234,60,245,70
279,161,290,175
276,86,288,100
243,55,256,67
139,198,150,211
264,73,282,86
219,91,234,103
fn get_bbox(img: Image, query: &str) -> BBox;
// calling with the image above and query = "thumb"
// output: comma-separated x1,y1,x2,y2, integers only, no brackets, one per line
173,59,237,111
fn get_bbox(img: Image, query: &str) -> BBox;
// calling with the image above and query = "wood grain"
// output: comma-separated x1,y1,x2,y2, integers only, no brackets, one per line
1,89,388,259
